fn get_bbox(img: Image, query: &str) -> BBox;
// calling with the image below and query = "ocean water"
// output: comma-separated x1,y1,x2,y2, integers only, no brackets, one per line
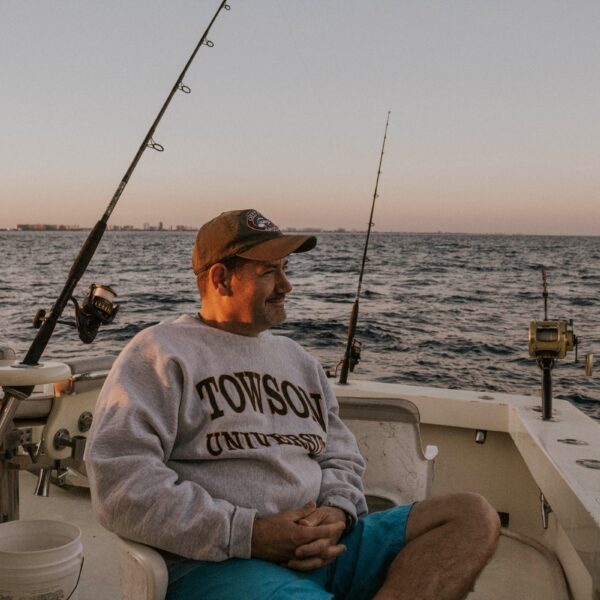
1,230,599,420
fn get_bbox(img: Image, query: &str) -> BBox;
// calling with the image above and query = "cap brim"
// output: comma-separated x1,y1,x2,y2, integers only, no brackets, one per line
237,235,317,261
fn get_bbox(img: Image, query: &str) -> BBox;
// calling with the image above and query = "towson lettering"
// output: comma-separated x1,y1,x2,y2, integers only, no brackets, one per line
195,371,326,431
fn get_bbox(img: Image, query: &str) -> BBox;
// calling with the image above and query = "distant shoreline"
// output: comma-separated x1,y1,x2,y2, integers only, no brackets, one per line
1,228,598,237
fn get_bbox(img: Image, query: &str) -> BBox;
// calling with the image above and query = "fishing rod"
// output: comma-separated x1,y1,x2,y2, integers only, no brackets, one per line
0,1,232,440
338,111,391,384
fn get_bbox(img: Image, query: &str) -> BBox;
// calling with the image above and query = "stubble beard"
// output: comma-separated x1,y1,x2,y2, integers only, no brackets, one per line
265,302,287,327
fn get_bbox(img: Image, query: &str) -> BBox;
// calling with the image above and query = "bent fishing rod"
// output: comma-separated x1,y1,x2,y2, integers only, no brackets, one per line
0,1,232,439
338,111,391,385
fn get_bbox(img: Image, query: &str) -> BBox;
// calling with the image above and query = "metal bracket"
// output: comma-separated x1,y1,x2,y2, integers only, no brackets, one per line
540,492,552,530
54,429,87,463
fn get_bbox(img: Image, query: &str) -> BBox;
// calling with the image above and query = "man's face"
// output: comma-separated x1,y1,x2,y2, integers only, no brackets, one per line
229,258,292,334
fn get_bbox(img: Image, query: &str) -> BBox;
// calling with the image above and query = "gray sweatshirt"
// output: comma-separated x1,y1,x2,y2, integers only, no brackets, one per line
85,315,367,562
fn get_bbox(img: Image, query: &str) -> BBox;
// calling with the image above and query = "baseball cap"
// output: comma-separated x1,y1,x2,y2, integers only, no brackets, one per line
192,209,317,275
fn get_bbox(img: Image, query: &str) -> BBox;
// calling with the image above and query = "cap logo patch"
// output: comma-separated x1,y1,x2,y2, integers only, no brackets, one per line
246,210,279,232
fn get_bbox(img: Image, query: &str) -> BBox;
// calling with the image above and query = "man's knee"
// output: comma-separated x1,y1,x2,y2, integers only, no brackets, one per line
453,492,500,548
407,492,500,553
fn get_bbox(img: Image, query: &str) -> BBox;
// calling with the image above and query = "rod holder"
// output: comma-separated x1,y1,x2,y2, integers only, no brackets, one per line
538,358,555,421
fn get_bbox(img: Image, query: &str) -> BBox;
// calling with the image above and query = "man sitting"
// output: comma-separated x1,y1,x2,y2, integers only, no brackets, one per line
86,208,499,599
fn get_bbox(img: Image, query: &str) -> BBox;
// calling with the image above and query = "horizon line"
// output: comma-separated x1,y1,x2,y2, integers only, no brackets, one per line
1,225,598,238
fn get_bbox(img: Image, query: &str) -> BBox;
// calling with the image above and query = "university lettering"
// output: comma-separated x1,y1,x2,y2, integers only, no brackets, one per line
205,430,326,457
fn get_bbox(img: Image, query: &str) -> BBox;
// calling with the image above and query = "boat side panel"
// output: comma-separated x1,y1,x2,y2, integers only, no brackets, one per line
420,424,594,599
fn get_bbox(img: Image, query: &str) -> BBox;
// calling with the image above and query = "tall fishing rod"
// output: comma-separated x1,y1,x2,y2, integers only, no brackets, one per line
338,111,391,384
0,1,232,439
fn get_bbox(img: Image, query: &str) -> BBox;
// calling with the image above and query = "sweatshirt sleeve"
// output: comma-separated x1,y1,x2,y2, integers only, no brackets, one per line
314,367,368,524
84,332,257,561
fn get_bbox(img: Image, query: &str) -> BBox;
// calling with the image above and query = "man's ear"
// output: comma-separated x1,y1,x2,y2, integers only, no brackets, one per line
209,263,232,296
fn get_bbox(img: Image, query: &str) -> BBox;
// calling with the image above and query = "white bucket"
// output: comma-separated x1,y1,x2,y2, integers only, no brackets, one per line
0,519,84,600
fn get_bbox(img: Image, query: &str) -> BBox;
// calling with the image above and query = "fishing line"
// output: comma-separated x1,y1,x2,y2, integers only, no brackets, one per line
338,111,391,384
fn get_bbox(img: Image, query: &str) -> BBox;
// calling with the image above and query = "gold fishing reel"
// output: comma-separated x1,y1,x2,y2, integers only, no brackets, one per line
528,320,576,360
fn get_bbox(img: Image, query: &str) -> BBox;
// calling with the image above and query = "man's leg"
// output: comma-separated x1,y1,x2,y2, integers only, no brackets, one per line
374,492,500,600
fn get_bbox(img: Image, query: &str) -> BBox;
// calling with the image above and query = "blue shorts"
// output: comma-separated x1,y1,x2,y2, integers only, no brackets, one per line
166,504,414,600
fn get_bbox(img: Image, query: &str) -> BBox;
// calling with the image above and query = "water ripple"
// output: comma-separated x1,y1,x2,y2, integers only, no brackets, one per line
1,230,598,420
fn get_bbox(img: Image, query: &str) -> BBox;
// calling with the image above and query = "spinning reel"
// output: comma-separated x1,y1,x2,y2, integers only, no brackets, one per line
332,339,362,379
33,284,119,344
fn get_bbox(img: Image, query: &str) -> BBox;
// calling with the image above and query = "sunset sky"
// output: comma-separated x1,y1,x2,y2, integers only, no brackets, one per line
2,1,599,234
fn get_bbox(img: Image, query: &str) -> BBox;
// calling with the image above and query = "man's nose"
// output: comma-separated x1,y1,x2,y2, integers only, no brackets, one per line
276,271,292,294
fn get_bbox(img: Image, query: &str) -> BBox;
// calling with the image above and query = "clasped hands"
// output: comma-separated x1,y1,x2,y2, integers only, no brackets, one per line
251,501,347,571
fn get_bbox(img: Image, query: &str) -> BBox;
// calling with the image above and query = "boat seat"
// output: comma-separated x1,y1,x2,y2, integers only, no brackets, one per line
338,396,438,506
118,396,438,599
118,537,168,600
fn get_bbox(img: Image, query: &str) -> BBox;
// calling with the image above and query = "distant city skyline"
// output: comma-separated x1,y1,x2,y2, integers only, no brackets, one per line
5,222,365,234
2,1,599,235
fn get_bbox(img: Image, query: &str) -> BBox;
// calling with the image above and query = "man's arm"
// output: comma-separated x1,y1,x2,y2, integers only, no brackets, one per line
267,366,367,571
314,367,368,527
85,335,256,562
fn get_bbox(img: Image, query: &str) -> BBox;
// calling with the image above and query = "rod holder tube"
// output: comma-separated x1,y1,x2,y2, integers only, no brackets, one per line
540,358,554,421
